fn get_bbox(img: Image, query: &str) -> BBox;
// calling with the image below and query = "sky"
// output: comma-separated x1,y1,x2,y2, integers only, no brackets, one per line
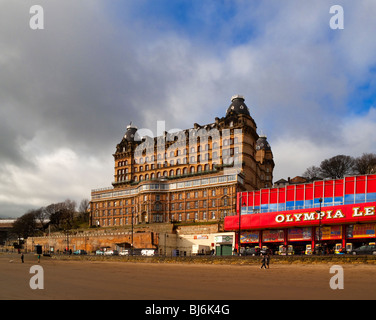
1,0,376,218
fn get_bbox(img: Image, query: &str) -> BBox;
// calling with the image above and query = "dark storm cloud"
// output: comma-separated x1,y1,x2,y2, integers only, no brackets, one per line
1,0,376,217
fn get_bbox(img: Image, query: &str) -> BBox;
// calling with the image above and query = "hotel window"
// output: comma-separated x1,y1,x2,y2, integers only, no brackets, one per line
211,211,216,219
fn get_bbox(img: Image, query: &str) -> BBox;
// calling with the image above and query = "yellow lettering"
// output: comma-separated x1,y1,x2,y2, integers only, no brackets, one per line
286,214,293,222
304,212,315,221
364,206,375,216
333,210,344,219
352,207,362,217
275,214,285,223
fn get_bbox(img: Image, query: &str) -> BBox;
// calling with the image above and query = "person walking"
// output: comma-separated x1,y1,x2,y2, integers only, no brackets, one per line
261,254,267,269
21,253,24,263
265,254,270,269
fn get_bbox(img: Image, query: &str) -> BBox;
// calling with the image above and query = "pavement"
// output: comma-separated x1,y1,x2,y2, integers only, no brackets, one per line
1,252,376,300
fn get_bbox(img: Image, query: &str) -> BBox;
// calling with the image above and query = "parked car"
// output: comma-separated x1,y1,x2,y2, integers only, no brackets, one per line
141,249,156,256
95,250,104,255
73,250,87,255
244,247,260,256
119,250,130,256
104,250,119,256
351,245,376,255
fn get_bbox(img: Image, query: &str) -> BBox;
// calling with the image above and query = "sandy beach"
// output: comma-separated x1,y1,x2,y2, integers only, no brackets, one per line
1,253,375,300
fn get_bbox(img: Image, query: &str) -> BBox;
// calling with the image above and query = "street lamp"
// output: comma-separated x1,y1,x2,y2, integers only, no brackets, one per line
316,198,323,254
131,207,134,256
238,194,246,256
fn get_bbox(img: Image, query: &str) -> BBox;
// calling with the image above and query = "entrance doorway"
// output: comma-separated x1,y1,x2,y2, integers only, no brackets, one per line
216,244,232,256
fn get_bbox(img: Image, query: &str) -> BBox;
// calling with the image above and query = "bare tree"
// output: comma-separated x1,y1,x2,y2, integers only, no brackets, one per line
319,155,355,179
78,199,90,223
302,166,322,180
12,210,38,239
354,153,376,174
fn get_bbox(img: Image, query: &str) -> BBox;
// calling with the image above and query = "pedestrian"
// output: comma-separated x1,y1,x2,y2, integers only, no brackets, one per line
21,253,24,263
265,254,270,269
37,254,40,263
261,255,267,269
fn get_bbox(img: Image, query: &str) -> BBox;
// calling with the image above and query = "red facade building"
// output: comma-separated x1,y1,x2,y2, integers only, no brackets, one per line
224,174,376,254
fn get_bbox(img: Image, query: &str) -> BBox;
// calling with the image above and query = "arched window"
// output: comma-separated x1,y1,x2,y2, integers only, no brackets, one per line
176,168,181,175
169,169,174,176
183,167,188,174
190,167,195,174
197,165,202,172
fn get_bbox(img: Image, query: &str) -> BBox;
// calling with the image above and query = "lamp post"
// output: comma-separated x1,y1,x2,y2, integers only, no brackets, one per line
131,207,134,256
238,194,246,256
238,194,241,256
316,198,323,254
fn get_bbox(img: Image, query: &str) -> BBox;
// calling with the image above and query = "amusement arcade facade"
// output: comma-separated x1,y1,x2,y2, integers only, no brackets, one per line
224,174,376,253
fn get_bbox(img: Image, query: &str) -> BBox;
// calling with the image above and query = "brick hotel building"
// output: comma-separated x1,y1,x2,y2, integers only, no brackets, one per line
90,95,274,227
